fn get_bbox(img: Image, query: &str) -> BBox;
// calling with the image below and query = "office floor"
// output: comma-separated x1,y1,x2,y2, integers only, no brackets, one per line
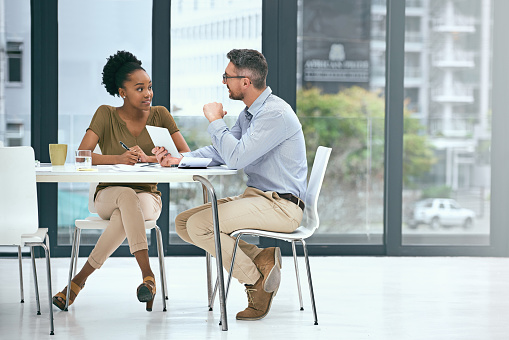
1,255,508,340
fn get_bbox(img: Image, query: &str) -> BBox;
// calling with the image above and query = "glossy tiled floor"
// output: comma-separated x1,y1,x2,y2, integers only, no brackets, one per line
1,255,509,339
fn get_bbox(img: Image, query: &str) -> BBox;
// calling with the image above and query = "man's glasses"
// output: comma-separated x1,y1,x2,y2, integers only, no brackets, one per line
222,73,248,82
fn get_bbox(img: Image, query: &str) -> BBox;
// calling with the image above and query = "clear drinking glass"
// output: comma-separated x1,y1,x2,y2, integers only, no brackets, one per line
75,150,92,170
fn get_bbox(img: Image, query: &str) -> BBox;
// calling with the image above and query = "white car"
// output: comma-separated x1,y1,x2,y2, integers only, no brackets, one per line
407,198,475,229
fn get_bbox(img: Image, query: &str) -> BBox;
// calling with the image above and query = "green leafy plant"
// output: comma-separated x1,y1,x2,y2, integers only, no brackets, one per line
297,86,435,225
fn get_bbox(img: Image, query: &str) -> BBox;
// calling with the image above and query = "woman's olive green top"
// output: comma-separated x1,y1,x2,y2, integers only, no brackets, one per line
88,104,179,197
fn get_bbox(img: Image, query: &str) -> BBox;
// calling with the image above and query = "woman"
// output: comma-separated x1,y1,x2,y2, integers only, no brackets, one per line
52,50,190,312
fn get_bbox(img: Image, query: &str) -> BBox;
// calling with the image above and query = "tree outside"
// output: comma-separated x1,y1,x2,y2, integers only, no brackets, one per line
297,86,435,232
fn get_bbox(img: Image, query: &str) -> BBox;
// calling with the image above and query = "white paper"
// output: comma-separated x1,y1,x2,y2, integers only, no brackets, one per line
112,164,163,172
146,125,180,158
178,156,212,168
35,167,53,172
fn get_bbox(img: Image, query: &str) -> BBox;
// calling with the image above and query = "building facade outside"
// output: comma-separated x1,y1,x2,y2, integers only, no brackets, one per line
0,0,31,147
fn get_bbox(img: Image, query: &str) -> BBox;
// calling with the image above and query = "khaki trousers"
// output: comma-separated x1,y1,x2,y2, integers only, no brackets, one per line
88,186,162,269
176,187,303,285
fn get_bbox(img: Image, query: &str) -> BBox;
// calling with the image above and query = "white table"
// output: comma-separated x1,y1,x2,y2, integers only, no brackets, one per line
36,164,237,331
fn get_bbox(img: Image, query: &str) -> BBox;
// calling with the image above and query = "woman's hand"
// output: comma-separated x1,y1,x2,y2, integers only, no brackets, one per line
152,147,182,167
118,150,139,165
129,145,150,163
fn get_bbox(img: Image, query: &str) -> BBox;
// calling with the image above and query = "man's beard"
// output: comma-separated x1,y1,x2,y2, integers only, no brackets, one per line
228,87,244,101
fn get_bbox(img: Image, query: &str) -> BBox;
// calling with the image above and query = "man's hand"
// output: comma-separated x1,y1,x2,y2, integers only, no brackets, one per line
203,102,227,123
152,147,182,167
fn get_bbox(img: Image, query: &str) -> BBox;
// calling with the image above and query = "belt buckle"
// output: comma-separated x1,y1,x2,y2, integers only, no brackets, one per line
291,194,305,211
277,192,304,211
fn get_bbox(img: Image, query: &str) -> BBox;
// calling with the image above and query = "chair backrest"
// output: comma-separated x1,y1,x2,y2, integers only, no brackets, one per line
87,145,102,214
303,146,332,233
88,183,99,213
0,146,39,245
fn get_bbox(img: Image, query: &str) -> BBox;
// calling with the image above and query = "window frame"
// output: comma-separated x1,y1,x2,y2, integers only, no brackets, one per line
6,41,24,85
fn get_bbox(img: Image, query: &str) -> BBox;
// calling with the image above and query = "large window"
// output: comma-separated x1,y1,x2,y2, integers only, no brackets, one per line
21,0,508,257
296,0,385,244
57,0,153,247
401,0,493,246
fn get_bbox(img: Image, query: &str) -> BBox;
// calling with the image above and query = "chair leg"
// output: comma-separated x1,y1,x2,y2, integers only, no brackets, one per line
41,240,55,335
155,227,168,299
154,226,167,311
225,235,241,302
206,252,213,311
66,227,79,311
73,228,82,277
211,277,219,310
30,246,41,315
291,240,304,310
18,246,24,303
210,234,242,309
301,240,318,325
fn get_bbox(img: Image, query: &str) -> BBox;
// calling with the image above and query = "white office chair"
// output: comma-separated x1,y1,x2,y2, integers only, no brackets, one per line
67,182,168,311
209,146,331,325
0,146,54,335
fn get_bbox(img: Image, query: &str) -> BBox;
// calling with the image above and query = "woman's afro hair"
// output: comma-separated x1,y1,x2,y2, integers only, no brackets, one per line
101,50,144,96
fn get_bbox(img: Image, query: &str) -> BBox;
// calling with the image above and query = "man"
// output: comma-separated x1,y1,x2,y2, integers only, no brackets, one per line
154,49,307,320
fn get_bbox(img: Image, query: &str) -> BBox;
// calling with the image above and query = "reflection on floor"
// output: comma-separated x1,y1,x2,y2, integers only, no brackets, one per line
1,256,509,339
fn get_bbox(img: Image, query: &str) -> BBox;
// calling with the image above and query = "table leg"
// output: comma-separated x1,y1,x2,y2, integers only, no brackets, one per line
202,185,214,311
193,175,228,331
206,253,214,310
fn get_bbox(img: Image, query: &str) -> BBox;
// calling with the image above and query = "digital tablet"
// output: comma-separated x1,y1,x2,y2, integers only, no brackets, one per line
146,125,180,158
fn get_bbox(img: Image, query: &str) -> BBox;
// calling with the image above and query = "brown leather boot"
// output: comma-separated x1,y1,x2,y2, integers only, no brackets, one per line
253,247,282,293
236,275,275,321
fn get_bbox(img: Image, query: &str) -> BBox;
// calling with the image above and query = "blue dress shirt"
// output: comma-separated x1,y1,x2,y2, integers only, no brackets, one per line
186,86,307,200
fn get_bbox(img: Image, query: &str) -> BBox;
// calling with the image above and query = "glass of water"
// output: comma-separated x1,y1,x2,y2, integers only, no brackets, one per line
75,150,92,170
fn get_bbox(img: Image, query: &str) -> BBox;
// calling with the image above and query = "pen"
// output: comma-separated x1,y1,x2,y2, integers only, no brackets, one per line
119,141,130,150
120,141,141,162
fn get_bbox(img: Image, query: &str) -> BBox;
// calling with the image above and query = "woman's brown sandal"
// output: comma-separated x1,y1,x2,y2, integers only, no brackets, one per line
137,276,156,311
52,281,84,311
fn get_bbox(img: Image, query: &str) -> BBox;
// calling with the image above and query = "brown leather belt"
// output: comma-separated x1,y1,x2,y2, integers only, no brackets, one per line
277,193,305,211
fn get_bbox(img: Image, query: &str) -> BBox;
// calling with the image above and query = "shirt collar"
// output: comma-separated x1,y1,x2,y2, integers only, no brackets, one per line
245,86,272,119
